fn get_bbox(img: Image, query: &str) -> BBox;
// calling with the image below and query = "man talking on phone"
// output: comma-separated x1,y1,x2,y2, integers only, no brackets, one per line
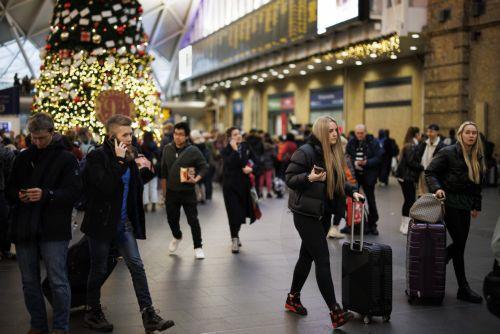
81,115,174,333
161,122,208,259
6,112,82,334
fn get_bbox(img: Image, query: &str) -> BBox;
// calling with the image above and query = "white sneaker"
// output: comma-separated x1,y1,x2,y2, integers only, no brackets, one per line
231,238,240,253
168,238,181,253
194,248,205,260
401,217,410,235
327,226,345,239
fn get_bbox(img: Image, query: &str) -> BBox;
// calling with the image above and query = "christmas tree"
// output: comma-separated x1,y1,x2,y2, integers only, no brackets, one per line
33,0,160,136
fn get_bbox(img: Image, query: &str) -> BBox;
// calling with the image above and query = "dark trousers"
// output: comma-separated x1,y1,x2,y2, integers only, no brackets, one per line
332,214,342,226
399,180,416,217
165,191,202,248
290,213,336,309
0,191,11,253
16,240,70,332
86,227,153,310
204,166,215,200
379,156,392,184
357,178,379,229
445,206,471,288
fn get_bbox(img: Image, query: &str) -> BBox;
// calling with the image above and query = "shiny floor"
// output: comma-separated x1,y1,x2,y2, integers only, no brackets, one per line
1,181,499,334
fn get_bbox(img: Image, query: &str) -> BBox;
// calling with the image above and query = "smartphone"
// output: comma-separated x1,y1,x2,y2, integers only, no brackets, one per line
20,189,27,194
313,166,324,174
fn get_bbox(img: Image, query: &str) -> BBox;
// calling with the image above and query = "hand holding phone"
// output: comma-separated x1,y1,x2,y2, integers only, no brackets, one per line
313,165,324,174
114,138,127,158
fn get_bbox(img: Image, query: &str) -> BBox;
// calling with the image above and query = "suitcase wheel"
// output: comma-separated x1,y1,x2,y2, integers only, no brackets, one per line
363,315,372,325
383,315,391,322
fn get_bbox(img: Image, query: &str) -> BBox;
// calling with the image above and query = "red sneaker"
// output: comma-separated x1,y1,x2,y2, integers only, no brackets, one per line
285,292,308,316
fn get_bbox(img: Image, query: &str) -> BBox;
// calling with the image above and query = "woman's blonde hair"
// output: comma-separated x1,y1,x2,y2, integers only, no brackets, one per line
312,116,346,199
456,121,485,184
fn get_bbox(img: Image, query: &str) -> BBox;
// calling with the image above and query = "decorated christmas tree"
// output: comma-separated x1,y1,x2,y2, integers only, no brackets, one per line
33,0,160,136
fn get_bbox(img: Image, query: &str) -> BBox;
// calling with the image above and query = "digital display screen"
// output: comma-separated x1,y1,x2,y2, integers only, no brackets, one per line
317,0,360,34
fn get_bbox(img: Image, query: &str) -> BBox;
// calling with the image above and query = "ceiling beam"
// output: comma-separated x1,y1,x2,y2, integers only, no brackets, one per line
148,8,164,46
27,0,52,37
153,30,181,48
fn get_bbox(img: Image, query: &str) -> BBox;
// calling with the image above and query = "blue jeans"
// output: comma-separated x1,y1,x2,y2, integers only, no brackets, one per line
86,224,153,311
16,240,70,332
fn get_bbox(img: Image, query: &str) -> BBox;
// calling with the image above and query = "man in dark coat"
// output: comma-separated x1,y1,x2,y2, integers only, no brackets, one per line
0,139,15,260
416,124,446,195
81,115,174,333
6,113,82,334
345,124,383,235
161,122,208,259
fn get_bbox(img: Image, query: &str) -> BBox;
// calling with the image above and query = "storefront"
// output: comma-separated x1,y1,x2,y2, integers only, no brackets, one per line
267,92,294,136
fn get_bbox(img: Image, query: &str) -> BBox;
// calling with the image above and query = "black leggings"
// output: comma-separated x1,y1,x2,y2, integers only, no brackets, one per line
399,180,416,217
290,213,336,309
445,206,471,288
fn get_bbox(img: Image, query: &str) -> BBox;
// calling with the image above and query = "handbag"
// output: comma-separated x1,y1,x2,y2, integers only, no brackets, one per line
409,193,445,223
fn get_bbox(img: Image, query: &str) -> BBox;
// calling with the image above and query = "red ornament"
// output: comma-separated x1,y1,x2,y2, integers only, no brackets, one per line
73,96,81,103
138,6,143,14
45,44,52,50
59,49,71,58
137,50,145,56
116,25,126,35
64,2,71,9
80,31,91,42
139,119,147,127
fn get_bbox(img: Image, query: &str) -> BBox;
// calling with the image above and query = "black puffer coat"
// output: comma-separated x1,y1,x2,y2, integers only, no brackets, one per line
286,136,354,219
425,143,482,211
395,143,423,182
6,135,82,242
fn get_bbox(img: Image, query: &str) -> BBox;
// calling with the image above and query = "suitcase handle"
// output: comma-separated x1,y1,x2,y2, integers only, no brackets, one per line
350,198,365,251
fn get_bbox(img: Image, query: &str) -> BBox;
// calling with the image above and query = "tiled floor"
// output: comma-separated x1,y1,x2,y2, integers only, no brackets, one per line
1,181,499,333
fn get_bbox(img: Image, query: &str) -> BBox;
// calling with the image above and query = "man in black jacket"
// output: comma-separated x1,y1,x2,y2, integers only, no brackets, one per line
345,124,383,235
161,122,208,259
81,115,174,333
6,113,82,334
0,139,15,260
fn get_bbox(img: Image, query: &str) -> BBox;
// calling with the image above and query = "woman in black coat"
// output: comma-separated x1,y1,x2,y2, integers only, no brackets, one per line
425,121,485,304
221,127,256,254
285,116,363,329
395,126,423,235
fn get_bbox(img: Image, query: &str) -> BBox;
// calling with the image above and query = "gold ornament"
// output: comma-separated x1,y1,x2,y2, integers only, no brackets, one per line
61,31,69,41
92,34,102,44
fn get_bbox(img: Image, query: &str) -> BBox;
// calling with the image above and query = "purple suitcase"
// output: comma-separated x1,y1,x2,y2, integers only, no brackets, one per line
406,219,446,304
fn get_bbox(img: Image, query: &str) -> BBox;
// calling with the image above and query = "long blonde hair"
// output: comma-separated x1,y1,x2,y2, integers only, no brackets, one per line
456,121,485,184
312,116,346,199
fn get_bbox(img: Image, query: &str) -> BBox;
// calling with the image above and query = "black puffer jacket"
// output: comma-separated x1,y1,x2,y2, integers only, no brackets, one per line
286,136,354,219
6,135,82,242
425,143,482,211
395,143,423,182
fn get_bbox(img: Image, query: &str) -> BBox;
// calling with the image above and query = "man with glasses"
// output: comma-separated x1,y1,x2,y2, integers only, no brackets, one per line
6,112,82,334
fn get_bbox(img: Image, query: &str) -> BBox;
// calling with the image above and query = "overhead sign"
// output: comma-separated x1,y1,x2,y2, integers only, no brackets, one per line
178,45,193,81
268,93,295,112
310,87,343,110
0,87,20,115
233,100,244,114
317,0,364,34
190,0,317,79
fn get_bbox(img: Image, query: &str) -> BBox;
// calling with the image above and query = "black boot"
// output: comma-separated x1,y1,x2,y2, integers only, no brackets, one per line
84,305,113,332
285,292,308,316
457,284,483,304
142,306,175,333
340,226,351,234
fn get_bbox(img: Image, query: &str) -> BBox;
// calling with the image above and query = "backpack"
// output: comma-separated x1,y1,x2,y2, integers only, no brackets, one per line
74,148,108,211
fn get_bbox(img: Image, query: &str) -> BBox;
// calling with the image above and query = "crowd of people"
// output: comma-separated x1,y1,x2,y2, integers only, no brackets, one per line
0,112,498,333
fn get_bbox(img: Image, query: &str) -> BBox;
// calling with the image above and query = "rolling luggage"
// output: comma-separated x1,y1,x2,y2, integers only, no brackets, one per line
342,200,392,324
42,236,118,308
406,220,446,304
406,194,446,304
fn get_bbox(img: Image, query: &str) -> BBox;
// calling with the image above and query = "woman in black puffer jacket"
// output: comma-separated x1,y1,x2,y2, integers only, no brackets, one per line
395,126,423,235
284,116,363,329
425,121,485,304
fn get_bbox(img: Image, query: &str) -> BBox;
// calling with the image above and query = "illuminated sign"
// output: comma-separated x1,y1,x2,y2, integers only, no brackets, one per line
317,0,364,34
